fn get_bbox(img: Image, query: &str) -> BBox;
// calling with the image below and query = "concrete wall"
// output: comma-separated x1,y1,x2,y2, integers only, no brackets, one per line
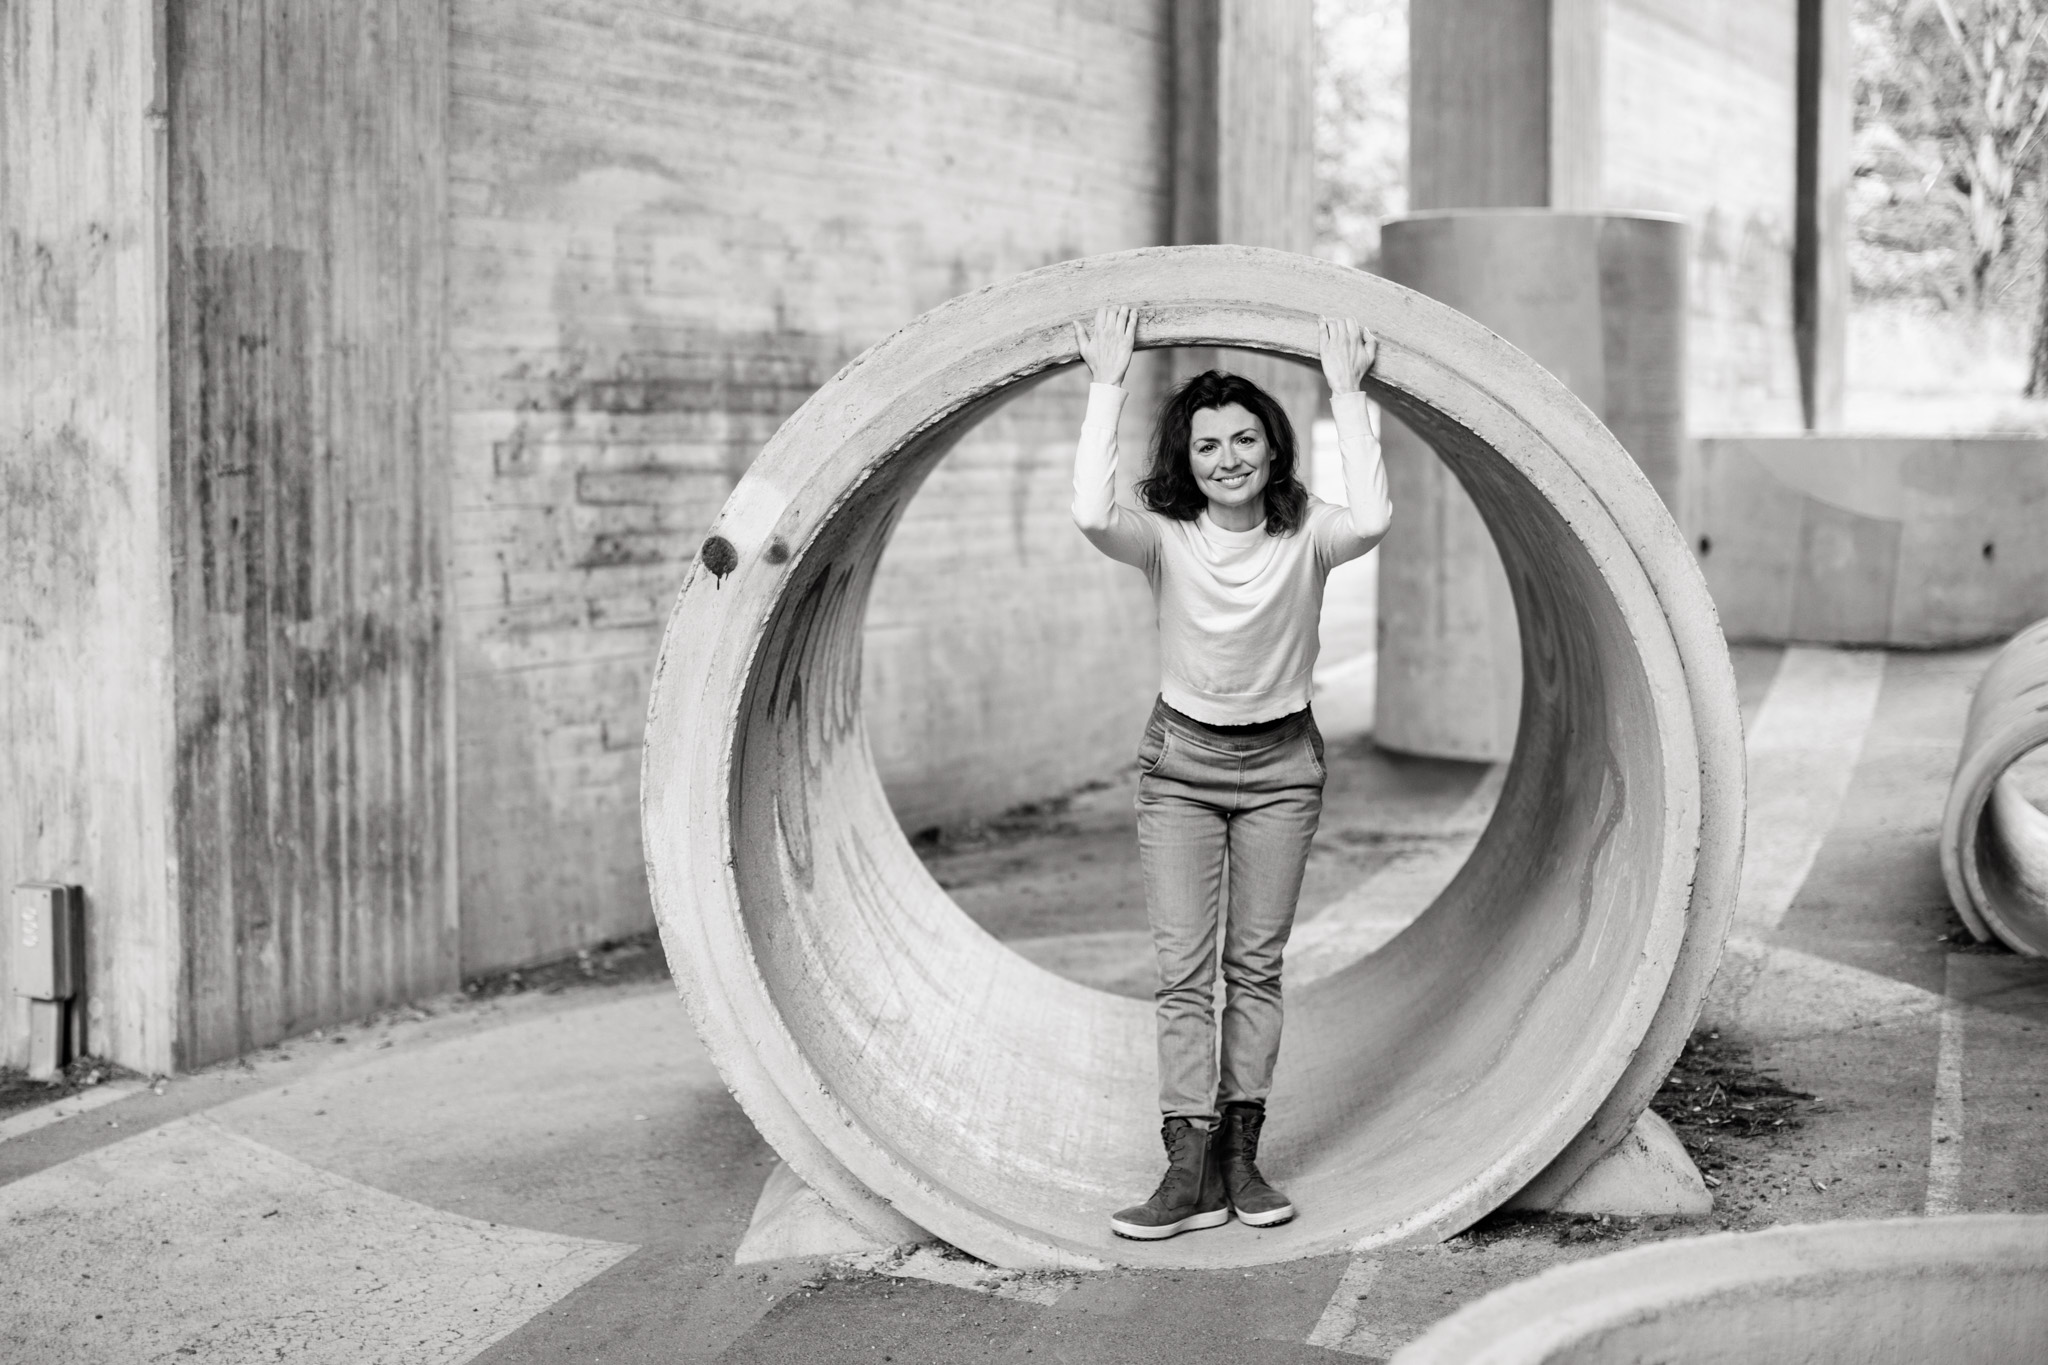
1411,0,1813,433
1603,0,1805,431
6,0,1316,1055
0,0,178,1073
1688,435,2048,646
446,1,1189,971
2,0,455,1072
162,1,456,1066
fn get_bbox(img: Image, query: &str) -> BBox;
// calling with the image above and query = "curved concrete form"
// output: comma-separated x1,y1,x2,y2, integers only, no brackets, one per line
642,245,1744,1268
1941,617,2048,957
1390,1215,2048,1364
1376,210,1688,762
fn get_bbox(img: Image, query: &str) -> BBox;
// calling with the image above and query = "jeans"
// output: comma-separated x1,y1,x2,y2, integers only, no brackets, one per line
1134,696,1326,1121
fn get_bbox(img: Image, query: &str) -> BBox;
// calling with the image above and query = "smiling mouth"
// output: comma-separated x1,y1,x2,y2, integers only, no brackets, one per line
1213,471,1252,488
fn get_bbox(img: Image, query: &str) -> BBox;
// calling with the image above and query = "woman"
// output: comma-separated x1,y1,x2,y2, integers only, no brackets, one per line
1070,307,1391,1240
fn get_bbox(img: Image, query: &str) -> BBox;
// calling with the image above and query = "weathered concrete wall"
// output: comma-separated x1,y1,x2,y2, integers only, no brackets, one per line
1603,0,1804,431
1688,435,2048,646
447,1,1186,970
164,0,455,1065
0,0,178,1074
1411,0,1810,433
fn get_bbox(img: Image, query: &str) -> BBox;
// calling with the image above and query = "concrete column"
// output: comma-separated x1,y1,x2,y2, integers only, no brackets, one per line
1409,0,1605,211
1377,212,1686,760
1168,0,1319,438
1,0,455,1071
1795,0,1851,429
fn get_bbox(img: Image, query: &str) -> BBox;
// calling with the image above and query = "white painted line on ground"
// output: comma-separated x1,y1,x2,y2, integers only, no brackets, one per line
1736,647,1886,935
0,1080,147,1144
1304,1255,1386,1354
1927,952,1967,1216
0,1113,633,1364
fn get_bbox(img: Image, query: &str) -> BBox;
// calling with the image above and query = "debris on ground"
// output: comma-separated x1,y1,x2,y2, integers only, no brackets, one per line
1652,1028,1821,1189
1939,908,2014,955
0,1054,143,1121
908,781,1115,853
1455,1209,1669,1248
461,931,672,999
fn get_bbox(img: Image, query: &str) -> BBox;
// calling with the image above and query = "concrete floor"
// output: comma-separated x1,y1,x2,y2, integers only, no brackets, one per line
4,644,2047,1363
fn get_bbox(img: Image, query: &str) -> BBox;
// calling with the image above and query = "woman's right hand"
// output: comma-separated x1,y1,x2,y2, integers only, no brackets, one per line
1074,305,1137,387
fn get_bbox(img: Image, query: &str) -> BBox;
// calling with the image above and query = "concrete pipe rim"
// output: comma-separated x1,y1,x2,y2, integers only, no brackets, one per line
1940,616,2048,957
642,245,1743,1269
1388,1214,2048,1364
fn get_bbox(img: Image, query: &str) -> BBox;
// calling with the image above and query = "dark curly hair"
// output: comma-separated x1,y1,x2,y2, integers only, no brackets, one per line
1135,370,1306,536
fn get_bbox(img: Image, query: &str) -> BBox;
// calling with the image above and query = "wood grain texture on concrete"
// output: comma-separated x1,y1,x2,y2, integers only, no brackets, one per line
1689,435,2048,647
163,0,457,1067
445,0,1220,974
0,0,178,1074
1375,210,1687,762
1941,618,2048,957
642,245,1745,1267
1389,1215,2048,1364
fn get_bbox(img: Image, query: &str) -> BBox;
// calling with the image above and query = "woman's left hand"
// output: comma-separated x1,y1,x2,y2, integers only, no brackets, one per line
1318,316,1378,395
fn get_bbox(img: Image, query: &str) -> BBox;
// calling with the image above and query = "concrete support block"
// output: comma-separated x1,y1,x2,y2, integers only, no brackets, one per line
643,245,1742,1268
1506,1110,1710,1218
1376,211,1686,761
1942,617,2048,957
733,1161,921,1266
1391,1215,2048,1364
1689,435,2048,647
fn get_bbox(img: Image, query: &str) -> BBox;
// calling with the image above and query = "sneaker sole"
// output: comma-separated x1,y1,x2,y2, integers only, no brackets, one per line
1234,1203,1295,1228
1108,1207,1232,1240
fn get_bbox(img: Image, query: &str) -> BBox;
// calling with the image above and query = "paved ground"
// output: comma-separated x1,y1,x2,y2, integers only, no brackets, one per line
4,643,2047,1362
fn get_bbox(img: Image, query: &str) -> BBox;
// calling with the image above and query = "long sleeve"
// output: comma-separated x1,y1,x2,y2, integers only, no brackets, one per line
1070,382,1157,569
1313,389,1392,566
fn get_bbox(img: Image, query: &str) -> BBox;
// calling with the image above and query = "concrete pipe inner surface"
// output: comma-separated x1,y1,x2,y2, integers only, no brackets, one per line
1942,616,2048,957
1390,1215,2048,1364
643,246,1744,1269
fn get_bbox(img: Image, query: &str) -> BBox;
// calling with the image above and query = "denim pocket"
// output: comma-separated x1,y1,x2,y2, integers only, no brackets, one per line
1137,713,1172,776
1305,721,1327,780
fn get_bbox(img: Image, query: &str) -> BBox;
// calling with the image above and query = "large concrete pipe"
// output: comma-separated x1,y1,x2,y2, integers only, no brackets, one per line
1376,211,1687,761
1942,617,2048,956
1390,1215,2048,1364
642,246,1742,1269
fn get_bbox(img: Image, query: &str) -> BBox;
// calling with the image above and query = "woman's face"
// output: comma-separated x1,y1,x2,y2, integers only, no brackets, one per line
1188,403,1272,519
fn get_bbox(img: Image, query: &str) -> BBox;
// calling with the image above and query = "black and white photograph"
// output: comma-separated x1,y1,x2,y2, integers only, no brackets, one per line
4,1,2047,1360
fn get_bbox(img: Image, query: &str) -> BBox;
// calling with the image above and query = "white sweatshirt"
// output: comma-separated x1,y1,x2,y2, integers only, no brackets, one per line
1071,383,1391,726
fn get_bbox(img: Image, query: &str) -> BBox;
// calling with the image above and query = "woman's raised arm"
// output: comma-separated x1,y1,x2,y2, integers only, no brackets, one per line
1069,306,1155,567
1317,316,1392,551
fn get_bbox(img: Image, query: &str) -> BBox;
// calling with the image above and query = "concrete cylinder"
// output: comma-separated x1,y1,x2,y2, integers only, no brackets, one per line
643,246,1741,1269
1392,1215,2048,1364
1942,616,2048,956
1376,210,1687,761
